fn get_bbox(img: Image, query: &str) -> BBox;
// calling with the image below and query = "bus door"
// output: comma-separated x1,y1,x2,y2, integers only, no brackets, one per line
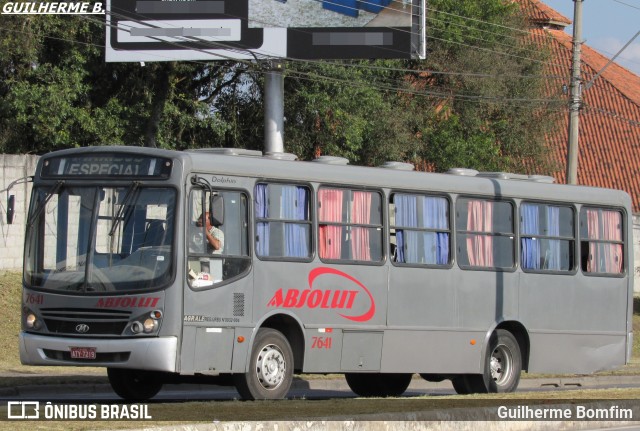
180,185,252,374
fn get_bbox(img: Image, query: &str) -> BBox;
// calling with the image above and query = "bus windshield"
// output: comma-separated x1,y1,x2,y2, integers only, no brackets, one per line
24,184,176,293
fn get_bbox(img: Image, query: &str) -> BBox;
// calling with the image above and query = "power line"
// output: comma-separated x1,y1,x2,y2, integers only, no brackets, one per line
0,7,569,109
426,34,566,68
426,6,532,35
101,10,570,105
612,0,640,11
583,104,640,128
426,14,565,65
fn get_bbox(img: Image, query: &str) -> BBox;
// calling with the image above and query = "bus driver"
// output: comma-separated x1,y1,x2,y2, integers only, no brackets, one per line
196,212,224,254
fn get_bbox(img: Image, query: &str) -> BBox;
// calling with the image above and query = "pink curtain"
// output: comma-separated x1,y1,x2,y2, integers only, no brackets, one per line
351,191,371,261
587,209,622,273
466,200,494,267
318,189,343,259
586,209,599,273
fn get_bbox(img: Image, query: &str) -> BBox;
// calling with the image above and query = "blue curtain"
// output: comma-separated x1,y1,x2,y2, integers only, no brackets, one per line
520,203,540,269
395,195,448,265
255,184,269,257
546,206,561,270
394,194,418,263
283,186,309,258
423,197,449,265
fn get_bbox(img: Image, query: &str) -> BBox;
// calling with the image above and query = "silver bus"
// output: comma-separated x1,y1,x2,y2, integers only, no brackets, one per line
19,146,634,400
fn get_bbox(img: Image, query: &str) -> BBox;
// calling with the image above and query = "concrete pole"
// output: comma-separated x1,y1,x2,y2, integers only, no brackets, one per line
264,64,285,154
566,0,583,185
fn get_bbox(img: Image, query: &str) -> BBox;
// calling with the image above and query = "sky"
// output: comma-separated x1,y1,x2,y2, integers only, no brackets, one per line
543,0,640,75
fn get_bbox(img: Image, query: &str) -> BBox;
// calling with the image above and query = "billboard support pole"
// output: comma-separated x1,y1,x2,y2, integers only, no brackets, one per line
420,0,426,59
264,63,285,154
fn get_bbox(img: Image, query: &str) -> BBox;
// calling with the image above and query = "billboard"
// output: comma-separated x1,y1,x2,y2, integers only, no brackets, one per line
105,0,425,61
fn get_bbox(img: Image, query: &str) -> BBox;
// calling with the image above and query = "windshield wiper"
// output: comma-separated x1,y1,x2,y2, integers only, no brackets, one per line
27,181,64,228
109,182,140,238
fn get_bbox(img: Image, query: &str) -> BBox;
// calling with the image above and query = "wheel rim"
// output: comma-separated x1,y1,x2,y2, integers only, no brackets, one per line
490,343,513,387
255,344,286,390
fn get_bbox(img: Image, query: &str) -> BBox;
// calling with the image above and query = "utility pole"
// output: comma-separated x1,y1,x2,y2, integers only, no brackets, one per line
566,0,584,185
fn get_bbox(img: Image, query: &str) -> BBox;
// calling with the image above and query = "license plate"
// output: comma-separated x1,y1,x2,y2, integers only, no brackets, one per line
70,347,96,360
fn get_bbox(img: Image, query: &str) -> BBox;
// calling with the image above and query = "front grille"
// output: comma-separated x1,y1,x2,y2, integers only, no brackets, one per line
43,349,130,363
40,308,132,336
43,319,129,335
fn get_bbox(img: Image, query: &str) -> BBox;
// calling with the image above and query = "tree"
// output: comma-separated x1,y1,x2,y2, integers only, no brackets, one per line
0,14,241,152
270,0,561,172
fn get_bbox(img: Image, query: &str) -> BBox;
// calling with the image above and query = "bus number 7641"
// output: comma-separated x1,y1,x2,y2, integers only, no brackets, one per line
311,337,332,349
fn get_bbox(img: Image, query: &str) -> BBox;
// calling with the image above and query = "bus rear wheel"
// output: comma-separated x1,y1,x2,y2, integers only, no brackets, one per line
107,368,163,401
234,328,294,400
345,373,413,397
456,329,522,394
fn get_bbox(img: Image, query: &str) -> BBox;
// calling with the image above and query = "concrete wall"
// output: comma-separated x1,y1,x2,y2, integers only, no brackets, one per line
0,155,38,270
0,154,639,294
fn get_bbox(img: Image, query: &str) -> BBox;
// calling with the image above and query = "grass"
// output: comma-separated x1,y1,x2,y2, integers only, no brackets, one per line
0,271,104,377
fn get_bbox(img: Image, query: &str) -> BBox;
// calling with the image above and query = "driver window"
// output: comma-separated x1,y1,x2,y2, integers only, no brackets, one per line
188,189,250,288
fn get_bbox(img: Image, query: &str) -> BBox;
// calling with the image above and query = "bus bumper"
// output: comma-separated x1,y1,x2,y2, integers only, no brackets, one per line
19,332,177,372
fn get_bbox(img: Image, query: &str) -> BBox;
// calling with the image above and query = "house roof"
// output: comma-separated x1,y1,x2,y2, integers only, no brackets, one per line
518,0,640,213
519,0,571,28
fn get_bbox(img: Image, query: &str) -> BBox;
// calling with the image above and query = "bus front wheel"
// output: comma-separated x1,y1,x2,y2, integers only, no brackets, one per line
234,328,294,400
107,368,163,401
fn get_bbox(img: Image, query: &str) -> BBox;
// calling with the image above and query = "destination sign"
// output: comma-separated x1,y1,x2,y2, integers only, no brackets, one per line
41,154,173,179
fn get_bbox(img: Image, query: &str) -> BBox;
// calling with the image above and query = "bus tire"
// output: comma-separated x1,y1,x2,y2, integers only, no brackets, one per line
451,375,473,395
234,328,294,400
420,373,446,383
345,373,412,397
472,329,522,393
107,368,163,401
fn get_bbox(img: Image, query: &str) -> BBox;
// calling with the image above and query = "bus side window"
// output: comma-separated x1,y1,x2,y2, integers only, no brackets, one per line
188,189,250,288
580,207,623,275
390,193,450,266
255,183,312,260
520,202,574,272
456,198,514,270
318,187,383,263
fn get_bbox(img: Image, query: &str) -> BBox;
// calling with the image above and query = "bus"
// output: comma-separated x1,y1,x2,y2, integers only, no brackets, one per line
18,146,634,400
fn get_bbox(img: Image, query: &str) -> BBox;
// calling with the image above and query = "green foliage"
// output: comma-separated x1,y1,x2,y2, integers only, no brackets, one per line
284,60,424,165
0,14,239,152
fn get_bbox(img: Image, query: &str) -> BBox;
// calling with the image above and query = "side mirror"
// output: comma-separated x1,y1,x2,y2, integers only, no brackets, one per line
209,195,224,227
7,195,15,225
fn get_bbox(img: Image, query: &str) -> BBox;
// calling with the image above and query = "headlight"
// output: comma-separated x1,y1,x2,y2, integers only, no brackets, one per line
143,318,157,333
26,313,37,329
128,310,162,335
131,321,143,334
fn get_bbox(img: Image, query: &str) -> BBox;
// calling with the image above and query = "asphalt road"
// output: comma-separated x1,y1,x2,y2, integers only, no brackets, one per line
2,373,640,402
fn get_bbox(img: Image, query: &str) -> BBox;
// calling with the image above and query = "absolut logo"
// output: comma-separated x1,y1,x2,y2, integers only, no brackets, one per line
267,267,375,322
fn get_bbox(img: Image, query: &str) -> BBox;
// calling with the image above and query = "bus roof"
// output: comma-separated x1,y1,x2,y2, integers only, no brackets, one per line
38,146,633,210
